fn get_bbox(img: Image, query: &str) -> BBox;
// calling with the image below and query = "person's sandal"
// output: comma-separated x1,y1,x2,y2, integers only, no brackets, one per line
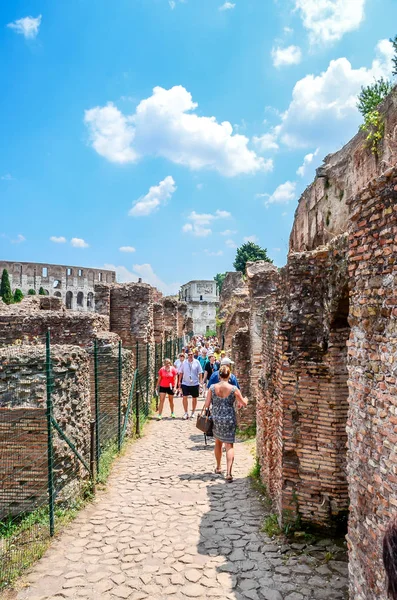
214,468,222,475
225,474,233,483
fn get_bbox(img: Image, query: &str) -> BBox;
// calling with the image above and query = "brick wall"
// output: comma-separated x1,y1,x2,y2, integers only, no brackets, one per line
153,302,165,343
249,243,350,529
0,298,109,348
346,167,397,599
163,297,178,340
109,283,154,352
0,345,91,517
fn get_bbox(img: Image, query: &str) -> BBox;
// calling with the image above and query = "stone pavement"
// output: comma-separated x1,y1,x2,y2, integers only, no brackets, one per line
12,400,348,600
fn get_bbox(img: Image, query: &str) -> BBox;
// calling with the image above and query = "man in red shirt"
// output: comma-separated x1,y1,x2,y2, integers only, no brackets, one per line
156,358,178,420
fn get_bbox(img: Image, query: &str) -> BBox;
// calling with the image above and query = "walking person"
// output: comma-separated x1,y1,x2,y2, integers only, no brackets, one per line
178,350,203,420
203,354,218,386
203,364,248,482
207,357,240,389
174,352,185,397
156,358,178,420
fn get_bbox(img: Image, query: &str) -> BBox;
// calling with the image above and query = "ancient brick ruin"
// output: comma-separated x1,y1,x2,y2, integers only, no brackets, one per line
0,260,116,312
0,282,190,520
218,89,397,599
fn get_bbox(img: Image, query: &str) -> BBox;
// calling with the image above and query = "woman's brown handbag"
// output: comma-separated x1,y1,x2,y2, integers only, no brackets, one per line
196,408,213,436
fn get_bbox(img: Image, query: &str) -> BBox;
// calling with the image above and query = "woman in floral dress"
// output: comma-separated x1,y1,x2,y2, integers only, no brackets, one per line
204,364,248,482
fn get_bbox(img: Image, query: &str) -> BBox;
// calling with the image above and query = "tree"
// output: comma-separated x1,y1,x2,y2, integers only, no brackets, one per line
357,77,393,118
214,273,227,294
39,287,46,295
13,288,24,303
233,242,273,274
28,289,36,295
0,269,14,304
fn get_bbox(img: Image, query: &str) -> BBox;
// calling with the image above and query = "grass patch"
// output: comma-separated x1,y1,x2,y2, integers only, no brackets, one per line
237,422,257,440
0,490,92,590
248,458,272,510
262,513,281,537
97,441,119,485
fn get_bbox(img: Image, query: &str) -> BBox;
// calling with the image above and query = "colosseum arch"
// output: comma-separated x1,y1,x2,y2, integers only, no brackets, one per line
65,291,73,309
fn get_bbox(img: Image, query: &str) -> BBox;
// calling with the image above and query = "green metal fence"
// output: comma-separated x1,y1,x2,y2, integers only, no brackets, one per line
0,332,184,589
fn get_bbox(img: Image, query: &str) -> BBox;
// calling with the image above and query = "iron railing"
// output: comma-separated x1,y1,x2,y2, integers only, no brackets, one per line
0,332,185,589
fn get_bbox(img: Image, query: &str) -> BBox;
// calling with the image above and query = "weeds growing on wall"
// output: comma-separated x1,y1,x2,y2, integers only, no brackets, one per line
360,110,385,156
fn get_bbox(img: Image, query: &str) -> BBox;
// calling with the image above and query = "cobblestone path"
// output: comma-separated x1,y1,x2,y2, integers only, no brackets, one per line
13,400,348,600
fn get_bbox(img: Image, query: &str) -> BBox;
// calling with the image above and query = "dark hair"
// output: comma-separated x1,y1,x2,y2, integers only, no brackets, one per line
219,365,230,379
384,518,397,599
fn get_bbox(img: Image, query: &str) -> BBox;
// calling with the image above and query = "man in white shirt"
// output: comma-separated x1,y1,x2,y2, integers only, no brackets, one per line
178,350,203,420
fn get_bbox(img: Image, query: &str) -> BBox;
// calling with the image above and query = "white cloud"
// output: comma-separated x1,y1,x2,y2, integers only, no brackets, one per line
243,235,259,243
169,1,176,8
196,183,204,190
7,15,42,39
296,148,319,177
129,176,176,217
271,45,302,67
295,0,366,45
182,209,231,237
219,2,236,10
204,249,224,256
264,181,296,206
84,103,137,164
85,86,268,177
273,247,281,252
11,234,25,244
71,237,89,248
225,239,237,249
1,174,13,181
252,133,279,152
104,263,180,295
50,236,66,243
220,229,237,236
119,246,136,253
266,39,394,152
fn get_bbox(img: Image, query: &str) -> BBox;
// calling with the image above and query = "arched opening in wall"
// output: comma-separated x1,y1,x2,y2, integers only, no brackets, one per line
77,292,84,307
325,288,350,533
54,291,62,298
87,292,94,309
43,289,50,296
66,291,73,309
53,280,61,290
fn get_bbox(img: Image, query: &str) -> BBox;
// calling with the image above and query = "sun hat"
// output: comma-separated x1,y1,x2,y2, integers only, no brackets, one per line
220,357,234,365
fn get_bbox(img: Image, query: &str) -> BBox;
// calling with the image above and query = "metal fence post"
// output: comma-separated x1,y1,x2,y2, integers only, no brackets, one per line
118,340,122,452
45,329,55,537
90,420,96,495
136,341,140,436
94,338,100,474
146,342,149,416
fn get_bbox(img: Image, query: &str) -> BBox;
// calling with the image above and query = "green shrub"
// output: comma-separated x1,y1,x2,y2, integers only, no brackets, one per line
13,289,24,303
28,289,36,295
0,269,13,304
38,287,46,296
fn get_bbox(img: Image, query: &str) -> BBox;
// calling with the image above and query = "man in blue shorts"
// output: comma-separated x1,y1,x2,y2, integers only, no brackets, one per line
178,350,203,420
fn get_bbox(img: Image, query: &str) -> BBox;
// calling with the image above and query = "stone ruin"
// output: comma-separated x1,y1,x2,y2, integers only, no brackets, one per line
219,87,397,599
0,282,189,518
0,260,116,312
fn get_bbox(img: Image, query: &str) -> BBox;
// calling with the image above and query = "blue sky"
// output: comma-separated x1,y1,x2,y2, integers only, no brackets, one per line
1,0,397,294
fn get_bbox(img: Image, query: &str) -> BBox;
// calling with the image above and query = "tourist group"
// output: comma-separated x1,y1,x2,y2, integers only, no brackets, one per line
156,334,248,482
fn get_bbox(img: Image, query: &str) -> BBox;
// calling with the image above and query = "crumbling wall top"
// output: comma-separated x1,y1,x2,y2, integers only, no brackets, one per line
289,86,397,253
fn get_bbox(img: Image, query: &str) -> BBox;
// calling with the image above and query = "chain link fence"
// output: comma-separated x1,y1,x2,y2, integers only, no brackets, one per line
0,332,186,589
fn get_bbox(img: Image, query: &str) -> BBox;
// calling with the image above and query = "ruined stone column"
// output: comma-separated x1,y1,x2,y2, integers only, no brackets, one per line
162,297,178,341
